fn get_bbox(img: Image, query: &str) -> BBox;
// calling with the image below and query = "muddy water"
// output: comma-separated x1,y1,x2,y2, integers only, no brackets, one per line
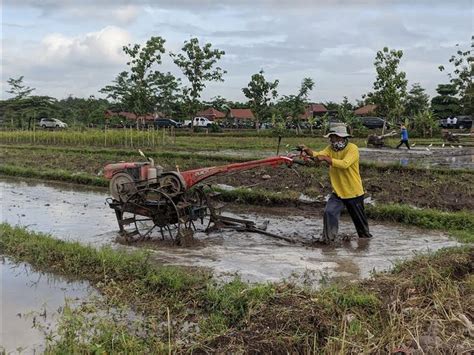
1,177,459,283
359,147,474,170
0,257,92,353
197,147,474,170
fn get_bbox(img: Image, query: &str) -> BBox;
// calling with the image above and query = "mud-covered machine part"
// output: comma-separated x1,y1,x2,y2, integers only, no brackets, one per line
104,153,301,244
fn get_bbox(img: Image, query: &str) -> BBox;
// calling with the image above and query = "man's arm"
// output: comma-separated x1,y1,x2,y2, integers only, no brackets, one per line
298,144,332,165
329,145,359,169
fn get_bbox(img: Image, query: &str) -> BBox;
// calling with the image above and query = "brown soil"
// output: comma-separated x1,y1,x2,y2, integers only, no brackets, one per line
213,164,474,211
192,247,474,353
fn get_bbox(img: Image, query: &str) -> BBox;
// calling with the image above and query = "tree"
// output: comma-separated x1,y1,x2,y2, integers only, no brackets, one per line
431,84,460,119
6,76,35,99
439,37,474,115
368,47,408,124
276,77,315,134
56,95,109,127
100,36,180,126
337,97,361,135
324,101,340,111
405,83,430,117
412,110,439,137
171,38,226,122
242,70,279,130
4,76,57,129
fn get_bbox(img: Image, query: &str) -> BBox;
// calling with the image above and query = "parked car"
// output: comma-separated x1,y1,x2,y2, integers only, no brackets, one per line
39,118,67,129
360,117,390,130
153,118,182,128
184,116,214,128
439,116,473,129
454,116,472,129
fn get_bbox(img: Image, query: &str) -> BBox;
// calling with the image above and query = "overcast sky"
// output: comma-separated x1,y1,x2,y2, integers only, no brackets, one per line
2,0,473,104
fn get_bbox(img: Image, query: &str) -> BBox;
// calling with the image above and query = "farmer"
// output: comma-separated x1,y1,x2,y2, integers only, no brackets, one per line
298,125,373,243
396,124,410,149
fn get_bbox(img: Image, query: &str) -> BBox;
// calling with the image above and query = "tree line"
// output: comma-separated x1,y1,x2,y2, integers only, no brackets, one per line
2,35,472,133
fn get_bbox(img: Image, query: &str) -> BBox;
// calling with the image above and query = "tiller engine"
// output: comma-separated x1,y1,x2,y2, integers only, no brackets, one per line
104,150,307,244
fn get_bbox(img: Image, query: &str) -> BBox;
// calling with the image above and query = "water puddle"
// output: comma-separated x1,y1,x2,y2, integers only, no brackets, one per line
195,147,474,170
0,257,93,353
359,147,474,169
1,177,459,284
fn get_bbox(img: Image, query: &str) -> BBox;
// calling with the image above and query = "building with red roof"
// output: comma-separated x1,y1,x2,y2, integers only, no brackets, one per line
196,108,226,120
354,104,377,116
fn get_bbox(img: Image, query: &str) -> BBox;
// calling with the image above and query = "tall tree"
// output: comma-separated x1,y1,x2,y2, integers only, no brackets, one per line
171,38,226,123
337,97,361,135
4,76,56,129
405,83,430,117
431,84,460,119
368,47,408,124
439,37,474,115
242,70,279,130
100,36,180,126
6,76,35,99
276,78,315,134
324,101,340,111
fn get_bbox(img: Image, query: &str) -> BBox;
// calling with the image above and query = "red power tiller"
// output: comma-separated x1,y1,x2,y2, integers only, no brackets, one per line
104,148,311,244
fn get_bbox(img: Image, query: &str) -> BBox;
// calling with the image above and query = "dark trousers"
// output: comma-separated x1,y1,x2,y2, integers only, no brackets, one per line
396,140,410,149
323,193,372,242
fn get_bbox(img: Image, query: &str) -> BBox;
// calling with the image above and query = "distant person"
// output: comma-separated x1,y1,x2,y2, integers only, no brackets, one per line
446,116,452,128
396,124,410,150
452,116,458,129
298,124,373,244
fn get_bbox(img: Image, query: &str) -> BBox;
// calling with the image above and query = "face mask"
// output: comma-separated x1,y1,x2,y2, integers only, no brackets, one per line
331,138,348,151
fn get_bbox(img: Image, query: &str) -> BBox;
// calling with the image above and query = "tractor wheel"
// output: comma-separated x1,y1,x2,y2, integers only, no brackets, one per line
182,187,212,233
120,188,183,243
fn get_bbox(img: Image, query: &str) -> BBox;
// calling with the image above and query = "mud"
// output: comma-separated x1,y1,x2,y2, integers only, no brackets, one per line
359,147,474,170
198,147,474,170
1,178,460,284
0,257,93,353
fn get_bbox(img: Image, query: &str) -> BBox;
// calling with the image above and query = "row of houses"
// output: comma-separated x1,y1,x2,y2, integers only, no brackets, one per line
105,104,377,123
195,104,377,121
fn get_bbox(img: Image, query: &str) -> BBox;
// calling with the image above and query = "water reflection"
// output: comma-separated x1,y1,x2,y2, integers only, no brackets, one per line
0,257,93,353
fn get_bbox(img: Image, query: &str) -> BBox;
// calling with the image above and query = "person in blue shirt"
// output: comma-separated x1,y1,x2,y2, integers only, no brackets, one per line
396,124,410,149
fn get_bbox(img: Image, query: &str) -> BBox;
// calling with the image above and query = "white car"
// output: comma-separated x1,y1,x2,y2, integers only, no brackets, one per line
184,116,214,128
39,118,68,129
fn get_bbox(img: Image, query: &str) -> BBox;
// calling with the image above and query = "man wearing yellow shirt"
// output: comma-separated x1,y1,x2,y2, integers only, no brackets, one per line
299,125,373,243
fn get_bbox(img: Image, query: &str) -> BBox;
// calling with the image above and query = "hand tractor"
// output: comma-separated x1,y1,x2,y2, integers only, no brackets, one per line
104,150,310,244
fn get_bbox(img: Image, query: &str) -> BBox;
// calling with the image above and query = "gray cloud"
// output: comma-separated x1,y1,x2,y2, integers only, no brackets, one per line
3,0,472,102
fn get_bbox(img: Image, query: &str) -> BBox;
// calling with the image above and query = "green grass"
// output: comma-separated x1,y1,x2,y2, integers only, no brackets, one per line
0,164,108,186
366,204,474,242
5,128,470,151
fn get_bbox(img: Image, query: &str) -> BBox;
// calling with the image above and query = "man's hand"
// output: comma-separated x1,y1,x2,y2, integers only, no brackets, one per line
316,155,332,165
296,144,307,152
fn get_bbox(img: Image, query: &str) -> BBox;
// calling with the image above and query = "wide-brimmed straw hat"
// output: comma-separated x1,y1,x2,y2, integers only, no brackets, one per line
323,124,352,138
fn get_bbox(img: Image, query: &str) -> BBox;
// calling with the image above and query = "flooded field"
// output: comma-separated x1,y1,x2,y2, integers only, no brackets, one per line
1,177,459,283
199,146,474,170
0,257,93,353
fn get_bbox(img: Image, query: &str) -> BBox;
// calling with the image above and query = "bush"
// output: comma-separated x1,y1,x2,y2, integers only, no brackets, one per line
209,123,223,133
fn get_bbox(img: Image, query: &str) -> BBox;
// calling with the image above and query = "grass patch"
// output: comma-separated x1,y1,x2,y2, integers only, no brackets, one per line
0,164,108,187
366,204,474,240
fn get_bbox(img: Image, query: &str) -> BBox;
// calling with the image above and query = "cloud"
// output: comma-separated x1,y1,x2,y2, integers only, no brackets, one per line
2,0,472,102
3,26,133,98
38,26,131,67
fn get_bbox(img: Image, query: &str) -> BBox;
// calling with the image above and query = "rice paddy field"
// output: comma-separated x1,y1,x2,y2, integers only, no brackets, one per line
1,129,473,353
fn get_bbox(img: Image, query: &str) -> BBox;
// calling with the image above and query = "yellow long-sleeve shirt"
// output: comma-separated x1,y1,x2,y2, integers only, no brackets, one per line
313,142,364,199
